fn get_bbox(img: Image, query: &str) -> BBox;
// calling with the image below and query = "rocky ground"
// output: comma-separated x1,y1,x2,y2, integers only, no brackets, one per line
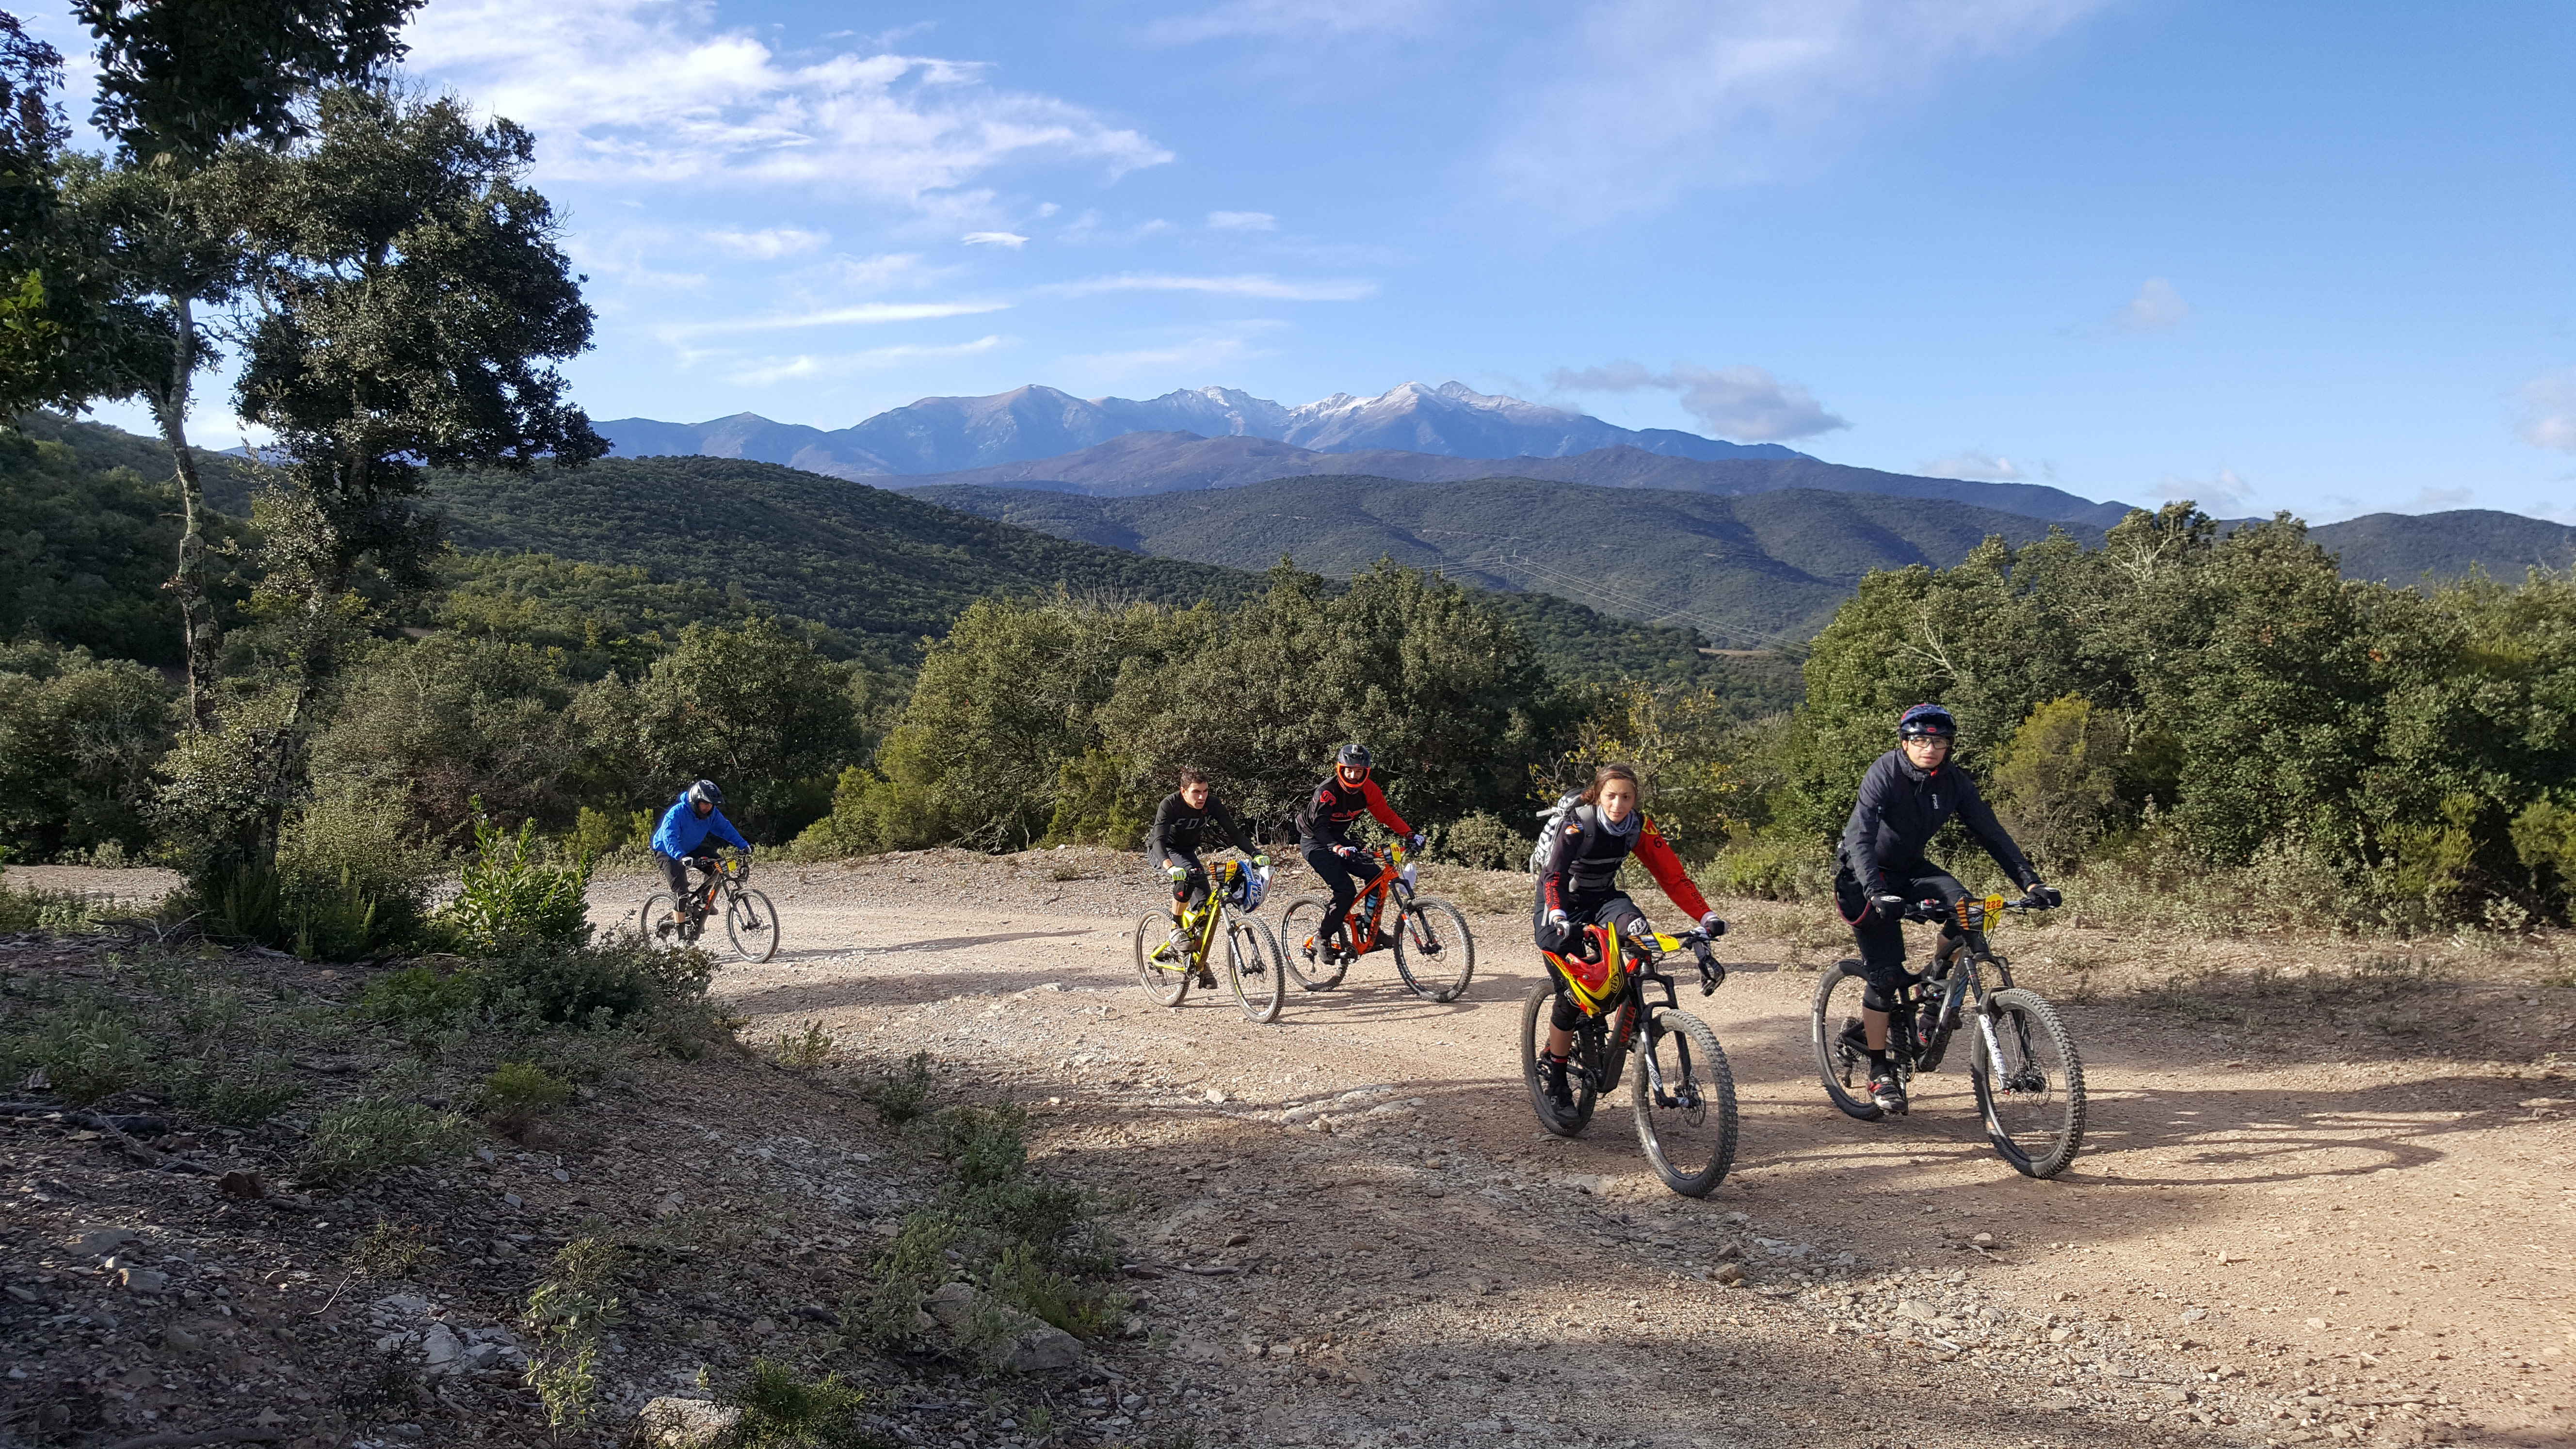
3,848,2570,1449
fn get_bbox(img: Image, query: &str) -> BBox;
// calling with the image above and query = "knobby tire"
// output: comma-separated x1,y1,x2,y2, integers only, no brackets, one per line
1277,895,1348,992
1225,912,1286,1025
1519,982,1597,1137
1133,911,1191,1008
1391,898,1476,1002
1634,1006,1738,1197
1969,987,2087,1178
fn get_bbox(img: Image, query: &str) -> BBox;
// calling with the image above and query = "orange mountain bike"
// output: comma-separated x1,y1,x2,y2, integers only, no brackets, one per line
1278,843,1475,1002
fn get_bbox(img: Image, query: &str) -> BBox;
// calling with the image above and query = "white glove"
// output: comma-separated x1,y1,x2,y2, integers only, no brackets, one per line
1406,832,1425,849
1166,866,1188,883
1545,909,1570,931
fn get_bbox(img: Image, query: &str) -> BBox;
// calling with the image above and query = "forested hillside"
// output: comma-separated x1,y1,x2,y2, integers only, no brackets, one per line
907,475,2093,648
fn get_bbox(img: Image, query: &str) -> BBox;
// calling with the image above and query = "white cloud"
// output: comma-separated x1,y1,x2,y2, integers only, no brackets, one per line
701,226,830,260
1918,450,2029,483
1040,272,1376,301
1547,360,1849,442
404,0,1173,204
1058,321,1290,380
2152,467,2254,511
1207,210,1279,231
2517,369,2576,451
1143,0,1446,46
2114,276,2190,333
661,299,1011,341
564,229,709,290
726,335,1011,386
1056,211,1175,246
1490,0,2106,220
962,231,1030,247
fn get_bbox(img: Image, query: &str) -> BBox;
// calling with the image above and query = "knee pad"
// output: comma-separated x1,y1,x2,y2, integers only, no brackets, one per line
1861,982,1898,1013
1550,996,1584,1033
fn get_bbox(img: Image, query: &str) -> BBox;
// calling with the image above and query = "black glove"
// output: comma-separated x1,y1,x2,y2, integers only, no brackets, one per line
1538,908,1573,953
2026,881,2062,908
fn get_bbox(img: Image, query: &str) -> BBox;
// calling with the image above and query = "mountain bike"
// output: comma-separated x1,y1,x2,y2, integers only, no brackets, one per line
639,854,778,963
1517,922,1737,1197
1278,843,1475,1002
1811,890,2083,1178
1133,859,1285,1025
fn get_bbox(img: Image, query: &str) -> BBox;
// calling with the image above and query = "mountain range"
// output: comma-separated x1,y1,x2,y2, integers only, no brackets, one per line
905,477,2100,648
888,430,2134,528
595,380,1805,479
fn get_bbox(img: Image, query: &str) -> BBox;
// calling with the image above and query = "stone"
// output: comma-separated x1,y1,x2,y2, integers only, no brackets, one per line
2179,1308,2206,1324
1970,1233,1996,1247
1205,1088,1227,1104
76,1226,142,1256
1897,1299,1940,1323
419,1323,463,1367
116,1268,169,1294
2,1285,36,1305
162,1323,204,1352
1710,1264,1745,1286
638,1397,743,1448
217,1170,266,1200
657,1192,686,1216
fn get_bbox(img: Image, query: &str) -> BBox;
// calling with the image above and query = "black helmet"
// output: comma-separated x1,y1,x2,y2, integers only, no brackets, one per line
1335,743,1372,769
1897,704,1958,740
687,779,724,809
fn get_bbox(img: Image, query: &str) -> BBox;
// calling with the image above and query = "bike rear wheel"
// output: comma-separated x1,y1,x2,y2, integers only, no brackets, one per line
1811,963,1888,1122
1224,912,1285,1025
1969,987,2086,1178
1276,895,1348,991
1133,911,1191,1007
639,891,691,948
1634,1007,1738,1197
724,888,780,963
1519,982,1597,1136
1390,898,1476,1001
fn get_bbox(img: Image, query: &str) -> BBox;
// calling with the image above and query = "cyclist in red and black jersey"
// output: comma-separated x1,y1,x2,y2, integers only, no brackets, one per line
1533,763,1727,1111
1295,743,1421,961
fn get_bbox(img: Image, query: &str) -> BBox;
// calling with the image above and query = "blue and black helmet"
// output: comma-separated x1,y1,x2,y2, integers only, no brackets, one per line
1336,742,1373,769
1897,704,1958,740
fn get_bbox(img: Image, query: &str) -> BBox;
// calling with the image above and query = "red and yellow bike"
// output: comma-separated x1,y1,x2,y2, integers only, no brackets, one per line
1278,843,1476,1002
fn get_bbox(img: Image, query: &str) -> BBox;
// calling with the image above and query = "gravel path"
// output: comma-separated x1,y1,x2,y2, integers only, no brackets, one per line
589,847,2576,1449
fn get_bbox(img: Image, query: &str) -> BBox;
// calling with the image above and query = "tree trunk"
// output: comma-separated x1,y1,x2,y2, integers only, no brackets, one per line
158,294,219,726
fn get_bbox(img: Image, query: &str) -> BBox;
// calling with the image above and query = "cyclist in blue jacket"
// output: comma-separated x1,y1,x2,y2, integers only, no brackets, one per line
652,779,751,924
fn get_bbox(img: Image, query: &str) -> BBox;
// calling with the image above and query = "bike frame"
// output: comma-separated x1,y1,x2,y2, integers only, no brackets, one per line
1889,897,2022,1085
1155,859,1250,972
1335,844,1415,955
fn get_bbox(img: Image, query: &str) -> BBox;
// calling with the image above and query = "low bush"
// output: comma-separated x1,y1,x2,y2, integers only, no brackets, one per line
838,1211,956,1352
1,999,153,1106
775,1019,835,1068
359,965,483,1037
857,1050,933,1125
1704,830,1832,903
718,1357,873,1448
1429,810,1526,871
521,1237,624,1432
476,1060,574,1138
441,806,594,956
177,1055,303,1126
297,1096,471,1186
478,934,713,1029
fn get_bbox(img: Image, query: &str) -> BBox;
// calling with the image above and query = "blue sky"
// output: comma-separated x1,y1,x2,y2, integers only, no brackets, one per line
48,0,2576,521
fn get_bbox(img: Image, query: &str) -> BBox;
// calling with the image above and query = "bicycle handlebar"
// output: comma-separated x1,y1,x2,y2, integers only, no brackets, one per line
1878,893,2057,924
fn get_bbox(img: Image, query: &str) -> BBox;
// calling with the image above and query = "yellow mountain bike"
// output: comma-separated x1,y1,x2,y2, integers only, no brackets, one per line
1133,859,1284,1024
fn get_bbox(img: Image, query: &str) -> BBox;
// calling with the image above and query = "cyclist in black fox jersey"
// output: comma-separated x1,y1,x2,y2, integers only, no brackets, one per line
1148,767,1266,923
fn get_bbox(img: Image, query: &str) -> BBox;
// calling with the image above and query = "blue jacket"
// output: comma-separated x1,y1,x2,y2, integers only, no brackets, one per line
652,795,751,858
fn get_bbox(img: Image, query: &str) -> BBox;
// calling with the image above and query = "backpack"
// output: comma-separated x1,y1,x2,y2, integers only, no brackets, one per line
1528,791,1594,885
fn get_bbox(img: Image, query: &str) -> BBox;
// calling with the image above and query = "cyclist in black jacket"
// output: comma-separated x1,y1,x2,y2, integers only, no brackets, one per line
1835,704,2060,1113
1147,767,1264,919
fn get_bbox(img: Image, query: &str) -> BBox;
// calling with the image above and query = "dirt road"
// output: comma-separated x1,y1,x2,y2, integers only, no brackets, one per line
604,848,2576,1449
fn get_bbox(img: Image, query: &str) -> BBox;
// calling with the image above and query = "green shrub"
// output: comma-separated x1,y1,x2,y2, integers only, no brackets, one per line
774,1020,835,1068
194,785,443,960
982,1240,1124,1339
857,1050,933,1125
1429,810,1526,871
297,1097,471,1186
479,935,712,1029
359,965,484,1035
477,1061,574,1137
441,805,594,956
566,805,651,863
3,1000,152,1105
1706,830,1831,903
177,1055,303,1126
719,1358,871,1448
839,1212,956,1352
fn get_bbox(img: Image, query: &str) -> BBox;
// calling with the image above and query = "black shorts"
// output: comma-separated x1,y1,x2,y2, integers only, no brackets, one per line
1835,863,1967,1011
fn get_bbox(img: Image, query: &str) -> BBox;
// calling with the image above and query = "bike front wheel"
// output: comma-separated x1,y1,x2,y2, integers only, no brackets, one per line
724,888,780,963
1276,895,1347,992
1390,898,1475,1002
1519,982,1597,1137
1811,963,1887,1122
1634,1006,1738,1197
1969,987,2086,1178
1132,911,1191,1008
1224,913,1285,1025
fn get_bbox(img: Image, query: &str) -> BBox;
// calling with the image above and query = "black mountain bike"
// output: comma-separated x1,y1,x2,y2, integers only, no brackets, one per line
1517,923,1738,1197
640,855,778,963
1810,891,2083,1178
